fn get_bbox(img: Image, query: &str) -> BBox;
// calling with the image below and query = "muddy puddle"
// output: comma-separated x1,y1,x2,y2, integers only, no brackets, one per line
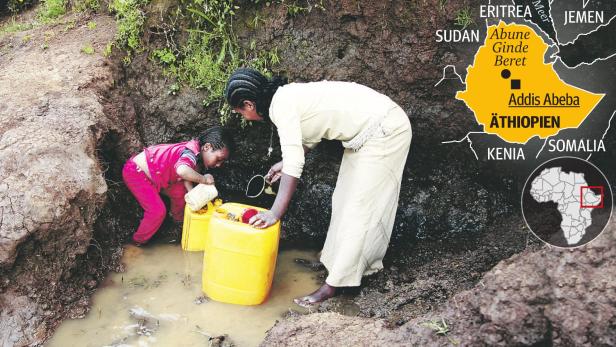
47,245,322,347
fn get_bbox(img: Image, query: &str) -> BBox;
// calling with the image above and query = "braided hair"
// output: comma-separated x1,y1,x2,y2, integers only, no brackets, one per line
197,126,235,154
183,126,235,170
224,68,288,121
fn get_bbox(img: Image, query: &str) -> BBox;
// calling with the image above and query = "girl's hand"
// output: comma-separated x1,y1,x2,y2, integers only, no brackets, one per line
201,174,215,185
184,180,194,192
249,210,279,229
265,161,283,184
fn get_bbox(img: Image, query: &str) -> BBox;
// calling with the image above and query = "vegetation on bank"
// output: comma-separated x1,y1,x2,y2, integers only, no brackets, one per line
3,0,99,14
143,0,323,123
106,0,323,123
3,0,99,17
1,0,323,123
0,0,100,37
107,0,148,59
4,0,38,13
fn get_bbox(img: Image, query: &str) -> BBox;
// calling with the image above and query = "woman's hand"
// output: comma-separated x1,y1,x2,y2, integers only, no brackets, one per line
265,161,283,184
201,174,215,185
249,210,279,229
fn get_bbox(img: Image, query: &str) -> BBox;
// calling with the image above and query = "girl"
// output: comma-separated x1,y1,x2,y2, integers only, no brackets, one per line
224,68,412,306
123,126,234,245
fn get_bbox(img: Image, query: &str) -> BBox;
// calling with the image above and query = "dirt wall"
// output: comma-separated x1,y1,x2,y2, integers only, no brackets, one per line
0,14,141,346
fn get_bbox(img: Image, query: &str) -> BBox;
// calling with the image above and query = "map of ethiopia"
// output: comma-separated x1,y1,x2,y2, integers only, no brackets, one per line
530,167,600,245
456,21,604,144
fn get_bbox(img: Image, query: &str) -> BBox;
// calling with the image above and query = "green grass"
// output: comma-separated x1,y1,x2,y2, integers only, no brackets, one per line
420,318,459,345
168,82,180,95
152,47,176,65
38,0,67,22
172,31,280,123
176,30,241,107
454,7,474,30
108,0,149,53
438,0,448,11
0,0,66,37
6,0,38,14
0,18,36,36
0,13,75,39
72,0,100,12
251,0,324,16
63,18,76,31
103,41,113,57
0,0,99,40
143,0,283,123
81,43,94,54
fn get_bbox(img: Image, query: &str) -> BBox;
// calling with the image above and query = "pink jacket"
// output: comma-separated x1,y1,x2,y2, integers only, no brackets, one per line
144,139,201,190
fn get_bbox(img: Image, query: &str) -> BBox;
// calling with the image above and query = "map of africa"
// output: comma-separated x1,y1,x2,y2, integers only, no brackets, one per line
530,167,601,245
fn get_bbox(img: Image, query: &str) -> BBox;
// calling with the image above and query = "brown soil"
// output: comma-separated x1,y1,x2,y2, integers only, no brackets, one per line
0,11,141,346
263,215,616,346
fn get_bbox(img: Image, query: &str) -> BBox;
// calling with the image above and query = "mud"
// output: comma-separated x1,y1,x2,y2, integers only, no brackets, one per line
48,246,321,347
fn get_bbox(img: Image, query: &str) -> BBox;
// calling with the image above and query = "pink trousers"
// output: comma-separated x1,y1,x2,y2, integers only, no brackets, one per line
122,159,187,243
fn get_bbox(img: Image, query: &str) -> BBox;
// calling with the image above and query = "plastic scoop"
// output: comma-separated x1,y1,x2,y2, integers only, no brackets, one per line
185,184,218,211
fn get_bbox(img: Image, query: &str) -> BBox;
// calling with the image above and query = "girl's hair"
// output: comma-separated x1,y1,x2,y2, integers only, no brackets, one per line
224,68,288,121
198,126,235,155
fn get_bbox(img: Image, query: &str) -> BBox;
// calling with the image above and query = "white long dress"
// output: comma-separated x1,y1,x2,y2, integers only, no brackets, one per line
269,81,412,287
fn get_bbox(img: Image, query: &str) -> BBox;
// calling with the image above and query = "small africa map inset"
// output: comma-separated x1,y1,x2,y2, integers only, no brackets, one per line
530,167,601,244
522,157,613,248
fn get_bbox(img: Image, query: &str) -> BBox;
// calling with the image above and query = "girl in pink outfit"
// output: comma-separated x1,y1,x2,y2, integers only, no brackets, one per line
123,127,234,244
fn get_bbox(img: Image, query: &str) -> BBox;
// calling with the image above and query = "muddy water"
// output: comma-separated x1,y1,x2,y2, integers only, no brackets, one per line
47,245,321,347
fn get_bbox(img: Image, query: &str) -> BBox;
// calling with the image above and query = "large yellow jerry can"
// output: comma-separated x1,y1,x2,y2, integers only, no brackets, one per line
203,203,280,305
181,199,222,251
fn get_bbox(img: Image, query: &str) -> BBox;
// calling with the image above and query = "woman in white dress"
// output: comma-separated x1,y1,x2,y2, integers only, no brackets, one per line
225,68,412,306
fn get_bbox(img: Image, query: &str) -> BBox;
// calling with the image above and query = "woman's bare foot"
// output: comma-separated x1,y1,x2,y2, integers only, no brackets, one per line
293,283,336,307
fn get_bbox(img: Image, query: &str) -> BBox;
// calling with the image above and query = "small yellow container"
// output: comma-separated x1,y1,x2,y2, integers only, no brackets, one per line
181,199,222,251
202,203,280,305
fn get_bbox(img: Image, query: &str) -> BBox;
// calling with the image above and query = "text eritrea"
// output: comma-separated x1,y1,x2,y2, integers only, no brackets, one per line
479,5,532,18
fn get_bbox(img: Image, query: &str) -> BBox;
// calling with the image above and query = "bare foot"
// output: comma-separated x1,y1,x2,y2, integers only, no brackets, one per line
293,283,336,307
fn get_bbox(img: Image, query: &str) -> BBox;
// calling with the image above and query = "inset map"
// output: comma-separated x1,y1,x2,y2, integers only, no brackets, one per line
522,156,612,247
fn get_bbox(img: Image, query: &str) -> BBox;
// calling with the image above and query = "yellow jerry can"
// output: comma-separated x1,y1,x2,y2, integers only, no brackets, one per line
181,199,222,251
202,202,280,305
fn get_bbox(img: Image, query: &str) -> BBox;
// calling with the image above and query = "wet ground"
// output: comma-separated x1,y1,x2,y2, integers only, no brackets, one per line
47,245,322,347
